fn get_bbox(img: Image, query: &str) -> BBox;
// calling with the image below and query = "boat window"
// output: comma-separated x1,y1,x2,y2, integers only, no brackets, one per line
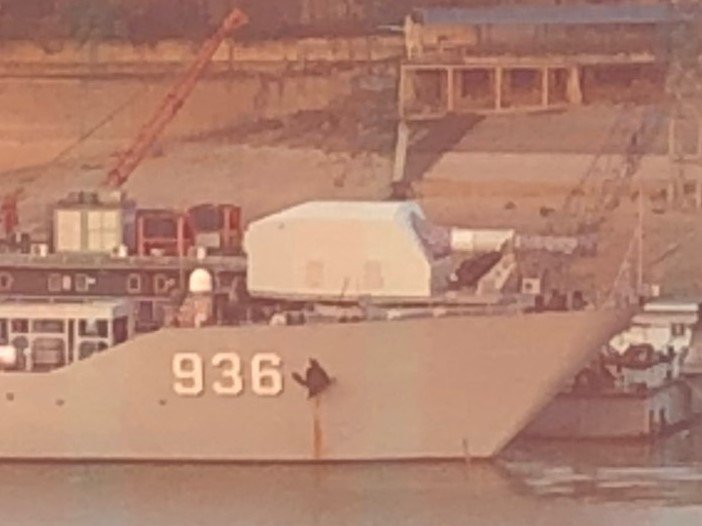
138,301,154,323
0,272,12,291
78,341,97,359
113,317,129,344
11,319,28,333
31,338,66,368
32,337,66,352
189,205,222,232
143,217,177,238
0,319,7,345
32,319,65,334
79,319,108,337
48,273,62,292
127,273,142,294
154,274,170,294
672,323,685,337
75,274,90,293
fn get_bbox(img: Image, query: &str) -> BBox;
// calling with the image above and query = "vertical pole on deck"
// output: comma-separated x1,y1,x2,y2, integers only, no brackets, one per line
494,66,503,111
637,180,644,296
177,213,186,293
566,66,582,105
137,215,145,256
392,120,410,186
399,65,407,119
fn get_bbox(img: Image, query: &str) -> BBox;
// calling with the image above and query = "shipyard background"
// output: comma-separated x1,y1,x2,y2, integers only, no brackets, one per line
1,0,702,524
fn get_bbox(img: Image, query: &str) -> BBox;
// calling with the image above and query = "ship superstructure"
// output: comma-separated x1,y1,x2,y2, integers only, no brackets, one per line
0,195,630,461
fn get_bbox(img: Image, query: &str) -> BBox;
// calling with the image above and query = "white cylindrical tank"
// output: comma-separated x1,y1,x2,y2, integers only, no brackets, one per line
188,268,214,294
0,345,18,368
450,228,515,252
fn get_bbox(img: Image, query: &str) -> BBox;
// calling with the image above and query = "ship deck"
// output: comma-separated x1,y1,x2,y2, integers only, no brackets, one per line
0,252,247,271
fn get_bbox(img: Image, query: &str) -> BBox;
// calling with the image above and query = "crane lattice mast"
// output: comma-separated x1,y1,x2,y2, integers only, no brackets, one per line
106,8,248,188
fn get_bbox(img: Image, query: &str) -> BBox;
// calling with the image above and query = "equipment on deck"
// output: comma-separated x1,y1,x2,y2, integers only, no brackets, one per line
0,189,22,239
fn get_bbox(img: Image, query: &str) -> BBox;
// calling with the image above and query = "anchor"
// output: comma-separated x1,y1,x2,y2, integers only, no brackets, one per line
292,359,333,398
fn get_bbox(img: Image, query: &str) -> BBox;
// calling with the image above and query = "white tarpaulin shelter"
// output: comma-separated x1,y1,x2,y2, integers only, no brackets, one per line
244,201,453,300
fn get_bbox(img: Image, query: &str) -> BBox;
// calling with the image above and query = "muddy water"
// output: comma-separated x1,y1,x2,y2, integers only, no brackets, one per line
1,423,701,525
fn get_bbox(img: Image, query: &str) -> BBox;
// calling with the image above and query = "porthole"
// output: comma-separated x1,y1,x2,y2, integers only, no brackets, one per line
127,273,142,294
47,273,62,293
75,274,90,292
153,274,170,295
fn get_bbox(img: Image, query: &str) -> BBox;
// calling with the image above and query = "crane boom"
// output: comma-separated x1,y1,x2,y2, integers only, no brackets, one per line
106,8,248,188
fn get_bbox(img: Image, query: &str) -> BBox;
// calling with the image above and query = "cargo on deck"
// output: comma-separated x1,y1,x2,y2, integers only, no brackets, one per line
244,201,454,301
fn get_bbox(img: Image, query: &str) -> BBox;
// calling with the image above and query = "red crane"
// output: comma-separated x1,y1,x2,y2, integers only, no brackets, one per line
105,7,249,188
0,188,22,239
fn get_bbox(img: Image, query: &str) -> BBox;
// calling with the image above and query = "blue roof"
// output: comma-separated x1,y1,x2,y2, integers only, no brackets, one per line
413,4,694,27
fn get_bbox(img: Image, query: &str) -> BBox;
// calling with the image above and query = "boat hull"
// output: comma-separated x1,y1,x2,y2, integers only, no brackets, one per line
0,310,628,461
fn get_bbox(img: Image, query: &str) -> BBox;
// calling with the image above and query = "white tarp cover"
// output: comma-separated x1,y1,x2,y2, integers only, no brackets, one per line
244,201,451,300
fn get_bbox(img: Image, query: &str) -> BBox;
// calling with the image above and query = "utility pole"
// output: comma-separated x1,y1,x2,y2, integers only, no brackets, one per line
665,3,702,209
636,179,644,297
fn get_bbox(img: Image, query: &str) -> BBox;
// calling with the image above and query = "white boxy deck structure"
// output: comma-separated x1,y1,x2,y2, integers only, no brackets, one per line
244,201,454,301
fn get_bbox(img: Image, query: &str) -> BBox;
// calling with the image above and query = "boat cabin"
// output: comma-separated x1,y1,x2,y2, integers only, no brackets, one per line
0,299,133,372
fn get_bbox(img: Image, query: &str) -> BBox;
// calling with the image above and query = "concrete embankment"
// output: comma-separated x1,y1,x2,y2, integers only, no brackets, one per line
0,36,400,173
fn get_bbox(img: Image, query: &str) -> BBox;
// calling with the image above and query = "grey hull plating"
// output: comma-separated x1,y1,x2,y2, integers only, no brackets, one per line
0,310,627,460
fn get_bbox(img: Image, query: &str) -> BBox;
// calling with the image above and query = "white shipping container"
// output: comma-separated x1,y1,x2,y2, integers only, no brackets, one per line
54,209,82,252
54,207,125,254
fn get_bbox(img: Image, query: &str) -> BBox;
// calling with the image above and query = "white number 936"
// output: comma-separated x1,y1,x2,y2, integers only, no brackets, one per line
172,352,283,397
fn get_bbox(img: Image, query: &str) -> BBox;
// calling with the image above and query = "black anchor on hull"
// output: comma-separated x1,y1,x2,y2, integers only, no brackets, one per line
292,359,333,398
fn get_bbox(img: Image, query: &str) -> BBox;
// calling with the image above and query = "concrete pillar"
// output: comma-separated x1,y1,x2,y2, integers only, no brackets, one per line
566,66,582,105
447,67,455,112
541,67,549,107
494,67,503,111
392,121,410,184
399,66,408,118
404,16,422,59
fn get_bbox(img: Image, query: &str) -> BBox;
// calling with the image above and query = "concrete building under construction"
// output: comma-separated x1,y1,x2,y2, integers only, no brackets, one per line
399,3,696,119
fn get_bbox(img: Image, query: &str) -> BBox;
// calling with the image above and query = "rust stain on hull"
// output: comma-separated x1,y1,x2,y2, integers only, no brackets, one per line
313,397,323,460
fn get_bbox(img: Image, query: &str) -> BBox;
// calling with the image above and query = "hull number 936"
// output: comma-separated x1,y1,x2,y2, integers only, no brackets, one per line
172,352,283,397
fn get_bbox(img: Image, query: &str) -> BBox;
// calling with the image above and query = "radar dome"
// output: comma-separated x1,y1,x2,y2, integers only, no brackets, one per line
188,268,214,294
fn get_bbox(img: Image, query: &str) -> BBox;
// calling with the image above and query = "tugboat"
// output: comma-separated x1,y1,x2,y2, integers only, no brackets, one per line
524,299,700,439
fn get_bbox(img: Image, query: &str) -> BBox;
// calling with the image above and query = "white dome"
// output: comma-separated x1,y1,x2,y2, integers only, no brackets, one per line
188,268,214,294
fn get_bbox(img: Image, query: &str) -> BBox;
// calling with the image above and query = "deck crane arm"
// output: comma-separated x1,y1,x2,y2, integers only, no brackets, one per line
106,8,248,188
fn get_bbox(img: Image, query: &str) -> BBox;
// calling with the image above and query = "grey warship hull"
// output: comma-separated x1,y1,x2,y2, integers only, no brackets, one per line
0,310,627,461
